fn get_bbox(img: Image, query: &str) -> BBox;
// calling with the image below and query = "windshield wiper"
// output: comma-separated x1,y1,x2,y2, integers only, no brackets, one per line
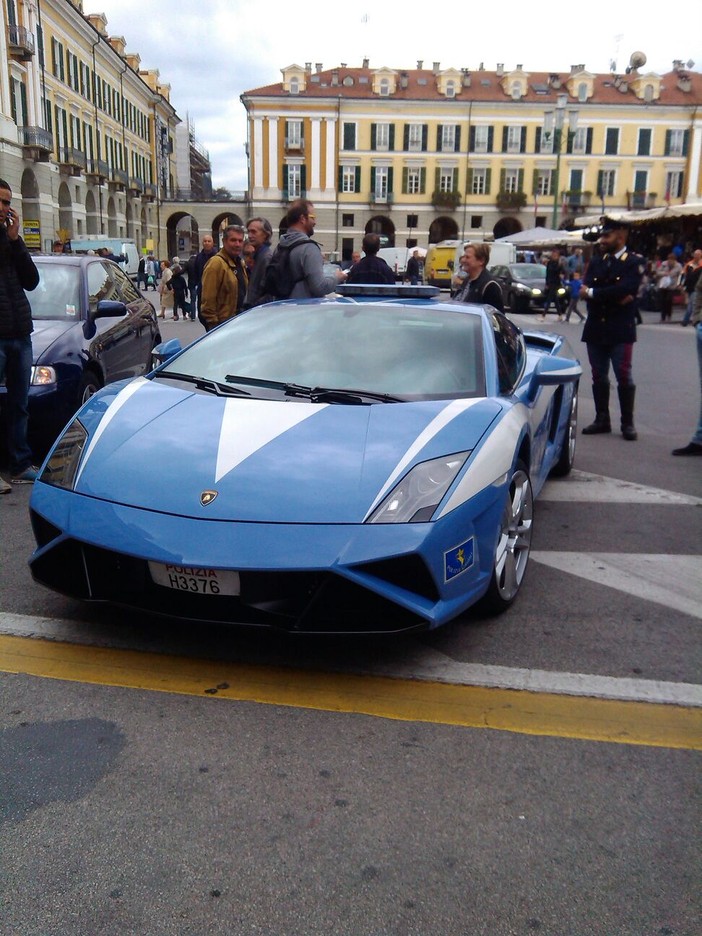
284,384,402,404
153,372,251,396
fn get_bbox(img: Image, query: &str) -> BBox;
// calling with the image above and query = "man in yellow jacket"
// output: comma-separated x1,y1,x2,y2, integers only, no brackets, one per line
200,225,248,331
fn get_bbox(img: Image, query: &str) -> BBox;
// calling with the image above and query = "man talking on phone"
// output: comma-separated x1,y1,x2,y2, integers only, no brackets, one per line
0,179,40,493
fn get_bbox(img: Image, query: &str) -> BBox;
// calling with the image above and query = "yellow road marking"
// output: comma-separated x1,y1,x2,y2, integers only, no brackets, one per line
1,634,700,750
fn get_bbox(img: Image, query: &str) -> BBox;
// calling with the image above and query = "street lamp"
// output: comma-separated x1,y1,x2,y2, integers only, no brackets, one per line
543,94,578,229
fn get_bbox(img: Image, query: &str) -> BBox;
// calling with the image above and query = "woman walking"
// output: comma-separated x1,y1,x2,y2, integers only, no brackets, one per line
158,260,173,319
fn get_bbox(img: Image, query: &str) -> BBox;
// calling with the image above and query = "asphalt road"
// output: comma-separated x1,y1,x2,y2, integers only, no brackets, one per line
0,308,700,936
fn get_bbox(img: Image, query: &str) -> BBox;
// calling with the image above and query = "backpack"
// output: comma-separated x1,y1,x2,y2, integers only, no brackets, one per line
261,239,308,301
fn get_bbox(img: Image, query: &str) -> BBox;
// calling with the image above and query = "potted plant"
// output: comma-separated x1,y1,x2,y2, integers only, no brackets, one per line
496,190,527,211
431,190,461,211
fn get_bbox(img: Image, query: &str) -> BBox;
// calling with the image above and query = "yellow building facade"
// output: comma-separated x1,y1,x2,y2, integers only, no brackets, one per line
241,60,702,259
1,0,179,254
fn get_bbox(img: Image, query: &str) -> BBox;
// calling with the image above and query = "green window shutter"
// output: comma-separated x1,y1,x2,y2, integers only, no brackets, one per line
435,167,441,191
422,125,428,151
664,129,671,156
403,125,409,150
389,124,395,151
455,127,461,152
355,166,361,191
485,168,492,194
566,131,573,154
282,164,288,196
388,167,394,193
487,126,494,152
300,165,307,196
370,166,376,192
532,169,539,195
343,122,355,150
683,130,690,156
469,126,476,151
436,125,442,150
452,168,458,189
402,167,408,194
517,169,524,191
535,127,542,151
586,127,593,153
499,168,506,192
597,170,604,197
520,126,527,153
419,167,426,193
370,123,377,150
338,166,344,190
466,168,473,193
502,126,508,152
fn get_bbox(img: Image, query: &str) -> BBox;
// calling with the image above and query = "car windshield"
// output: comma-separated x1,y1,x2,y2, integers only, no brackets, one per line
26,263,81,320
161,302,486,400
510,263,546,280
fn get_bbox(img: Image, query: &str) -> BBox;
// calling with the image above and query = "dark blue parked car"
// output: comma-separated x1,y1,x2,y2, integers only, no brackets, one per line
1,254,160,454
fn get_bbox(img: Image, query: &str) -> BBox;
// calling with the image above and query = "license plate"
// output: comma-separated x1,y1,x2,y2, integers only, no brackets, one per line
148,563,240,596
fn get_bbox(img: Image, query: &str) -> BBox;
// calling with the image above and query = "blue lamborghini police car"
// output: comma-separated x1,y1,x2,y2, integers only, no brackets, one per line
29,284,581,633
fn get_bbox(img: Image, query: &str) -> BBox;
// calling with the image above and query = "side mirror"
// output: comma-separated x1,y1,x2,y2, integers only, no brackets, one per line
94,299,128,319
151,338,182,369
527,355,581,401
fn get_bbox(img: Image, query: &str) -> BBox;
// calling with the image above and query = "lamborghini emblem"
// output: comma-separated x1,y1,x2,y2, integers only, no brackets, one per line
200,490,218,506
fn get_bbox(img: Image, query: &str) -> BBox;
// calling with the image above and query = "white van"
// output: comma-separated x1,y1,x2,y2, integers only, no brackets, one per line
376,247,412,280
70,237,140,283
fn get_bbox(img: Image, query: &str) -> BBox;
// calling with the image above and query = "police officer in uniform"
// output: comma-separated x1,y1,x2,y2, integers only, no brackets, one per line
579,219,644,440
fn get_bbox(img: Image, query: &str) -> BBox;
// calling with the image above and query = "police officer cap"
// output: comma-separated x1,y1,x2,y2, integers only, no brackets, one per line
600,218,630,233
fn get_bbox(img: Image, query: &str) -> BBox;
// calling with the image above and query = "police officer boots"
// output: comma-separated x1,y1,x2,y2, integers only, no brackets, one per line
618,385,638,441
582,384,611,434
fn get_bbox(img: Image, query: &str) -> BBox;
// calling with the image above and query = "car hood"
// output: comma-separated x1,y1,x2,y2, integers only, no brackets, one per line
31,319,79,361
71,377,502,522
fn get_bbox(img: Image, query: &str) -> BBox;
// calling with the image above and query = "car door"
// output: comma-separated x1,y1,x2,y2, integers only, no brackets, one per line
108,264,156,376
85,260,135,383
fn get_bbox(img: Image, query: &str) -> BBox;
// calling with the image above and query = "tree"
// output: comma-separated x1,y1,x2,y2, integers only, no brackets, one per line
211,187,233,201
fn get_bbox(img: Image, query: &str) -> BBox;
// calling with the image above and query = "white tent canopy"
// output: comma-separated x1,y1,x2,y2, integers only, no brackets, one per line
573,202,702,227
496,226,587,247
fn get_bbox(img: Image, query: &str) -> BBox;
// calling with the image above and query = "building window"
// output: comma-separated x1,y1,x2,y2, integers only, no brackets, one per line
289,77,299,95
503,169,520,193
375,123,390,150
287,164,301,198
577,82,588,103
605,128,619,155
637,128,652,156
536,170,553,197
342,213,354,227
539,128,554,154
374,166,389,199
473,125,490,153
666,129,686,157
441,124,456,152
407,168,421,194
597,169,616,197
286,119,302,148
470,215,483,229
471,168,488,195
665,171,683,200
506,125,523,153
407,123,423,152
438,169,456,193
511,82,521,100
446,80,456,98
341,166,357,193
379,78,390,96
571,127,589,154
343,122,356,150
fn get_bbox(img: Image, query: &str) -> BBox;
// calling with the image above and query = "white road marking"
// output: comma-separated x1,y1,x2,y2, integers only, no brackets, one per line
531,552,702,620
1,611,700,707
541,469,702,505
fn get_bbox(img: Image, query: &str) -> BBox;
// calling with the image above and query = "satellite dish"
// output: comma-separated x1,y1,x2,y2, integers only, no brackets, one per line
629,51,647,70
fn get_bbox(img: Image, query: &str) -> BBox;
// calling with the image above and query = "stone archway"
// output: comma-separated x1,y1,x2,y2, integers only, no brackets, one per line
57,181,72,240
365,215,395,247
428,216,459,244
106,195,117,236
85,190,98,234
493,216,523,240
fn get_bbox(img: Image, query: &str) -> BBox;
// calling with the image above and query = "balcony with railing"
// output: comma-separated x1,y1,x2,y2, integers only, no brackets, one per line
496,190,527,212
369,191,394,206
109,167,129,189
128,177,144,195
142,182,158,199
8,24,35,60
86,159,109,181
19,126,53,160
627,191,654,210
284,137,305,152
58,146,87,175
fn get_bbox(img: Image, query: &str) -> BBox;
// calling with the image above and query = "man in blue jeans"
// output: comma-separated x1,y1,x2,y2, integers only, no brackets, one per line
0,178,40,493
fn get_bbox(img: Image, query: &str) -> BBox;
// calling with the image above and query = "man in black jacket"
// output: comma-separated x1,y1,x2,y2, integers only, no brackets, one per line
0,179,40,491
346,233,395,285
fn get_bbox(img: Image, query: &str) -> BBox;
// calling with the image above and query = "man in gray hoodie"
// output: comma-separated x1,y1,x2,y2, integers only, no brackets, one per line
277,200,346,298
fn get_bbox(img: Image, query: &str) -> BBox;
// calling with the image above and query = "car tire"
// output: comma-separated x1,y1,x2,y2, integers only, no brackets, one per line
78,371,102,406
550,386,578,477
479,459,533,614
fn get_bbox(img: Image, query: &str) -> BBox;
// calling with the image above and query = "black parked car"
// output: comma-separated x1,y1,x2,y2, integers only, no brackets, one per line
490,262,567,314
1,254,160,454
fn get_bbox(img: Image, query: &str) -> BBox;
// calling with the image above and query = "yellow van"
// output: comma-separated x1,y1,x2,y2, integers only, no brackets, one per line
424,240,463,288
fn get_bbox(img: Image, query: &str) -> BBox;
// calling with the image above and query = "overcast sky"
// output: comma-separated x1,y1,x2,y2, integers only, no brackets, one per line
90,0,701,192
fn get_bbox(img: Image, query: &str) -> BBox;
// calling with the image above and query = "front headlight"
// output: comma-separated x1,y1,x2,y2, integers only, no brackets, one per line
31,365,57,386
39,419,88,490
515,283,530,293
557,287,566,296
531,287,542,297
367,452,470,524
